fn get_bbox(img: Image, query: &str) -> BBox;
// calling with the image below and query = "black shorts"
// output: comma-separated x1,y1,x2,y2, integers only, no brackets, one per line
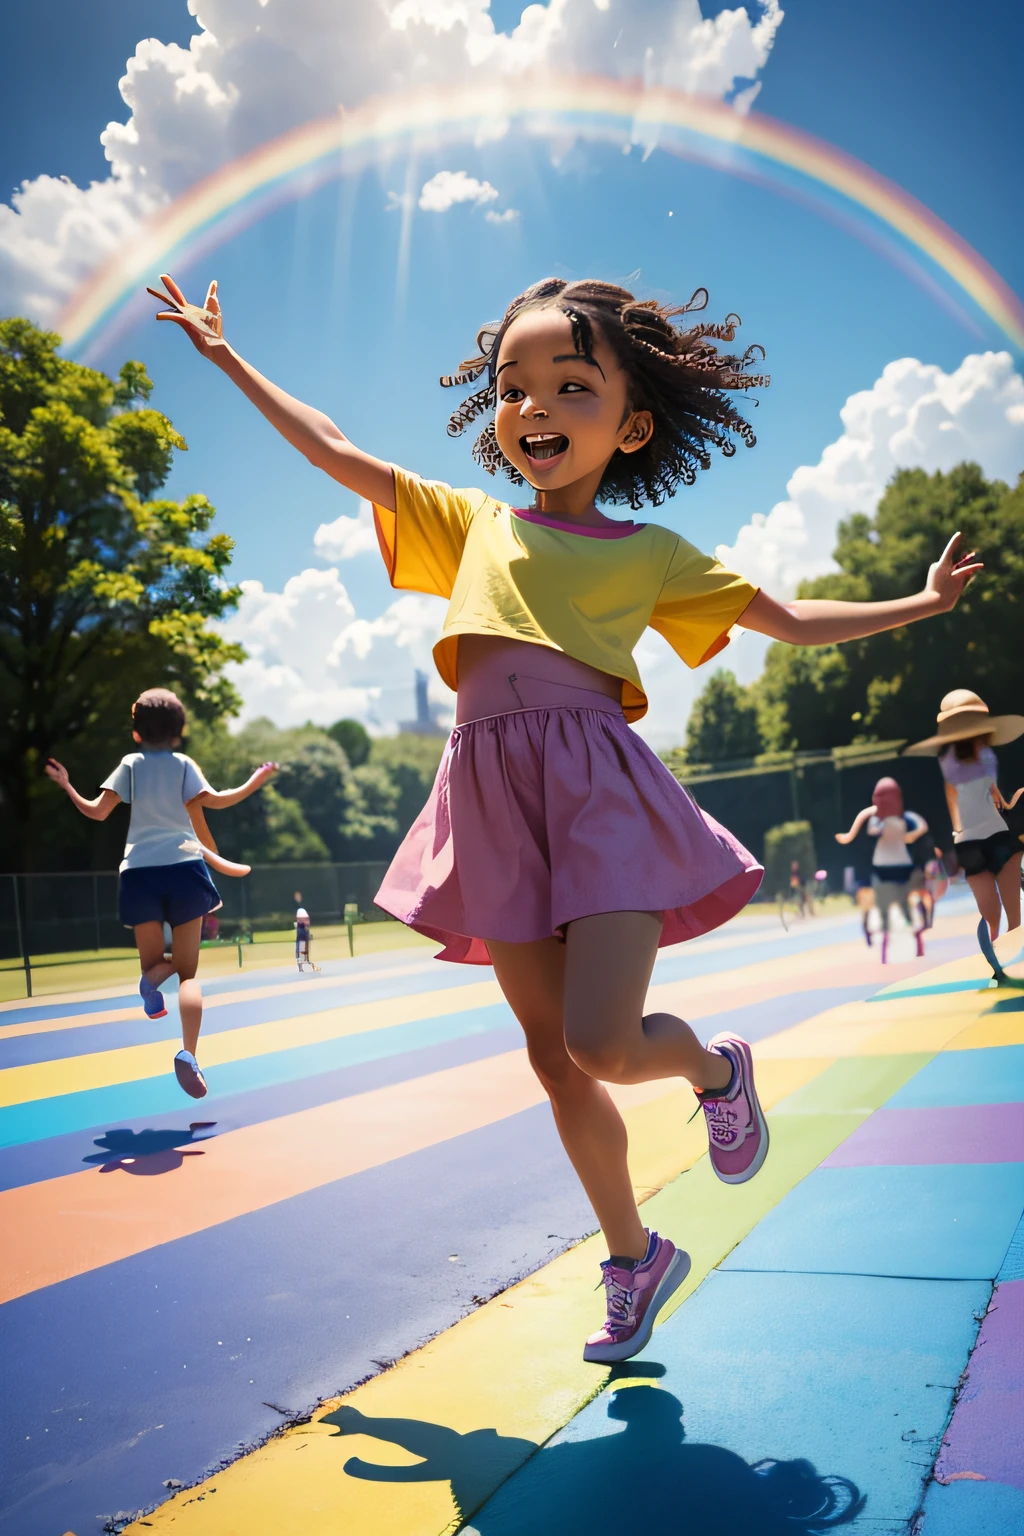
955,832,1019,878
119,859,222,929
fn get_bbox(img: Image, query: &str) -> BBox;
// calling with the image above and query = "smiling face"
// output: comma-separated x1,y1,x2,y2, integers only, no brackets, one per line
492,307,653,506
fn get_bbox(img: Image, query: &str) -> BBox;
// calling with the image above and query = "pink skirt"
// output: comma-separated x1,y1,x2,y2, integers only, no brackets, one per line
375,698,763,965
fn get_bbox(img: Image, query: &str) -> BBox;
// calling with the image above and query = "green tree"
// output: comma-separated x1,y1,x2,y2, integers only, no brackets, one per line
685,668,763,764
369,733,446,836
755,463,1024,751
0,318,243,869
327,717,371,766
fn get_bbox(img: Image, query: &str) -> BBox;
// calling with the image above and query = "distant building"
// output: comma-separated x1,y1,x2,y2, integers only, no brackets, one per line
399,669,446,736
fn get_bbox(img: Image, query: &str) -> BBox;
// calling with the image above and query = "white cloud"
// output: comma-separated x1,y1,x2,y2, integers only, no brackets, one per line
418,170,499,212
0,1,785,324
718,349,1024,684
217,568,452,733
312,500,378,562
484,206,520,224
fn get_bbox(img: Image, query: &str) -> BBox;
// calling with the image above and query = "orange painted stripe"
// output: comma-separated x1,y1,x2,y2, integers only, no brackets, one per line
0,1049,699,1305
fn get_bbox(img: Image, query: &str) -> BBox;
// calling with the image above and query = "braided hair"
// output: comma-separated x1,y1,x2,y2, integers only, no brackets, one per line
441,278,769,511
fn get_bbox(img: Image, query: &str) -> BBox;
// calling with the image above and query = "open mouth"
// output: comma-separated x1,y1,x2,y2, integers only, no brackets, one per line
521,432,569,462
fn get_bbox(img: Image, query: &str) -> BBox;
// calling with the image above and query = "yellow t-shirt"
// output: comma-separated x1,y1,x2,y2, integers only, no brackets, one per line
372,469,758,723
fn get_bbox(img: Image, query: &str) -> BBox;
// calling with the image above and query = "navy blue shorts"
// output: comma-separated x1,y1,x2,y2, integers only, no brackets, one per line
119,860,222,929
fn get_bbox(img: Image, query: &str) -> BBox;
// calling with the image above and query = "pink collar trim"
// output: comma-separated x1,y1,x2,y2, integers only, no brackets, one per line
511,506,646,539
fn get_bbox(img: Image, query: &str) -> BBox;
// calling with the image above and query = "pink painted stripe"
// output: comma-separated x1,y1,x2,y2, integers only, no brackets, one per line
933,1279,1024,1490
822,1102,1024,1167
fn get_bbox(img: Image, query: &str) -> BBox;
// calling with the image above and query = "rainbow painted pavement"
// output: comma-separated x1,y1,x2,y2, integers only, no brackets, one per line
1,896,1021,1535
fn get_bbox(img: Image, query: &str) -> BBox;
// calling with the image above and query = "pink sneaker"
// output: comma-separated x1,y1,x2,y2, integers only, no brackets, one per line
696,1033,769,1184
583,1231,690,1363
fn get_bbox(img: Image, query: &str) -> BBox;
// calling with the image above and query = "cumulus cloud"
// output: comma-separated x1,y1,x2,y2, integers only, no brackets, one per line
312,500,379,562
484,206,520,224
217,567,452,733
0,0,785,324
718,349,1024,683
418,169,499,212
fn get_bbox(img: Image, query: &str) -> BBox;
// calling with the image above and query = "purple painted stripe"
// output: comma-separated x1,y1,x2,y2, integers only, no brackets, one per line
933,1279,1024,1491
821,1103,1024,1167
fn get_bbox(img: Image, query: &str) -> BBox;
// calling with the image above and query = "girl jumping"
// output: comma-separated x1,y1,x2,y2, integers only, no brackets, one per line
835,778,929,962
155,272,979,1360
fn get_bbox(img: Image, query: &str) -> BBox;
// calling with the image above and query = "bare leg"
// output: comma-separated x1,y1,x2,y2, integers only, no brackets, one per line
997,852,1022,932
562,912,735,1090
134,922,176,989
488,935,649,1262
967,872,1002,941
171,917,204,1055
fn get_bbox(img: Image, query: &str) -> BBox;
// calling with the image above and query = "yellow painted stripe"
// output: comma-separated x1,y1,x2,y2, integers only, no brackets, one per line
0,980,503,1108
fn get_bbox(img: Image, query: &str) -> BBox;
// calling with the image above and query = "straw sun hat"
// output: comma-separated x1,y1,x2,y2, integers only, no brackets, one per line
903,689,1024,756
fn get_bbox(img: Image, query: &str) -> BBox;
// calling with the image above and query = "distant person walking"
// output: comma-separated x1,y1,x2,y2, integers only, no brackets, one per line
46,688,276,1098
905,690,1024,941
835,778,929,962
294,897,318,971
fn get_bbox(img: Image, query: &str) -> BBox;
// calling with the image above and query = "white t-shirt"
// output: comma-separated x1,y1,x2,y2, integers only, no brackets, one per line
868,812,925,867
939,745,1007,843
295,907,310,928
101,751,211,872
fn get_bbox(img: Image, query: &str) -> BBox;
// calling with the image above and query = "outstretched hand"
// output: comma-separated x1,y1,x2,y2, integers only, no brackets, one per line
925,532,983,613
45,758,70,790
251,761,279,789
149,272,225,357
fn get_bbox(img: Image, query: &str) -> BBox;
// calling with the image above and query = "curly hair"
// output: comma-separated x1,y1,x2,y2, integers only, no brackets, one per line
440,278,769,511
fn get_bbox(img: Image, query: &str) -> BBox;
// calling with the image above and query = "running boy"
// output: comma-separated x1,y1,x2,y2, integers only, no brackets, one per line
46,688,277,1098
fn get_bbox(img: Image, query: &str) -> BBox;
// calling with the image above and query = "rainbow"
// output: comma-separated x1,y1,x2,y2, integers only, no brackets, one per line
60,75,1024,355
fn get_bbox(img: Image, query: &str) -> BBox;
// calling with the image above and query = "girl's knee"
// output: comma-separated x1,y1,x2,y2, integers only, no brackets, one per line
562,1019,636,1084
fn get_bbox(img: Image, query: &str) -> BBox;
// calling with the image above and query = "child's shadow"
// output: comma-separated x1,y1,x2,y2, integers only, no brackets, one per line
323,1384,864,1535
83,1123,217,1175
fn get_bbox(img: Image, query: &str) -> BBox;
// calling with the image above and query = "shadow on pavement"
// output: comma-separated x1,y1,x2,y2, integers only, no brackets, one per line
82,1122,217,1174
323,1385,865,1535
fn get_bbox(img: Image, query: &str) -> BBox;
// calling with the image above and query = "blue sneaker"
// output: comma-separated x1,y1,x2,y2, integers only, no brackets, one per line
140,977,167,1019
174,1050,207,1099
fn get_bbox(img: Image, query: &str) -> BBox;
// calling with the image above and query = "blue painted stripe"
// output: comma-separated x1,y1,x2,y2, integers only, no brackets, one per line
0,1001,513,1150
2,963,495,1067
885,1044,1024,1108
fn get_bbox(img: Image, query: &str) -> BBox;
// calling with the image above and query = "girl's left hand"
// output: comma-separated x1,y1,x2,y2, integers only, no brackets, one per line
252,761,279,787
924,533,984,612
45,758,69,789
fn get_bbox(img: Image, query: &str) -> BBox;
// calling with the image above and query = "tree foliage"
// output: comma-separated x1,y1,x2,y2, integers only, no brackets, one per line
755,463,1024,752
0,318,244,869
684,667,764,764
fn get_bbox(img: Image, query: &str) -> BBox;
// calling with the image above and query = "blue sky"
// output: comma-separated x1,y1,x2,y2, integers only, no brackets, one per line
2,0,1021,742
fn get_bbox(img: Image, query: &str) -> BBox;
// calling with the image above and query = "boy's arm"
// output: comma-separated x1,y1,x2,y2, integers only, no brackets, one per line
188,802,219,854
44,760,121,821
905,814,929,843
189,761,279,810
741,534,981,645
154,275,397,509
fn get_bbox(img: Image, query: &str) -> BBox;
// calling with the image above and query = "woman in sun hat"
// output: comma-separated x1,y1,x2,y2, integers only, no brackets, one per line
905,690,1024,939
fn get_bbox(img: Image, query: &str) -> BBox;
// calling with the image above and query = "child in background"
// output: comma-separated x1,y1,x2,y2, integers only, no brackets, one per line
835,778,929,962
906,690,1024,940
46,688,277,1098
295,900,314,970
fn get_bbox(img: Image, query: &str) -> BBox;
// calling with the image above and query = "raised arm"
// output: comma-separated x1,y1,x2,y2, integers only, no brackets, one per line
835,806,875,845
44,760,120,821
189,762,279,811
741,534,982,646
152,275,397,510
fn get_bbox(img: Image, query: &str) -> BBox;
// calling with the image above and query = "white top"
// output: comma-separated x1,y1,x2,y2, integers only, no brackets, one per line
101,751,211,872
295,908,310,924
939,745,1007,843
868,812,925,867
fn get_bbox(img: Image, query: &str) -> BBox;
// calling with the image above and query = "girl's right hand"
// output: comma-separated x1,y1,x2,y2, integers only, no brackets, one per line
151,273,226,359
